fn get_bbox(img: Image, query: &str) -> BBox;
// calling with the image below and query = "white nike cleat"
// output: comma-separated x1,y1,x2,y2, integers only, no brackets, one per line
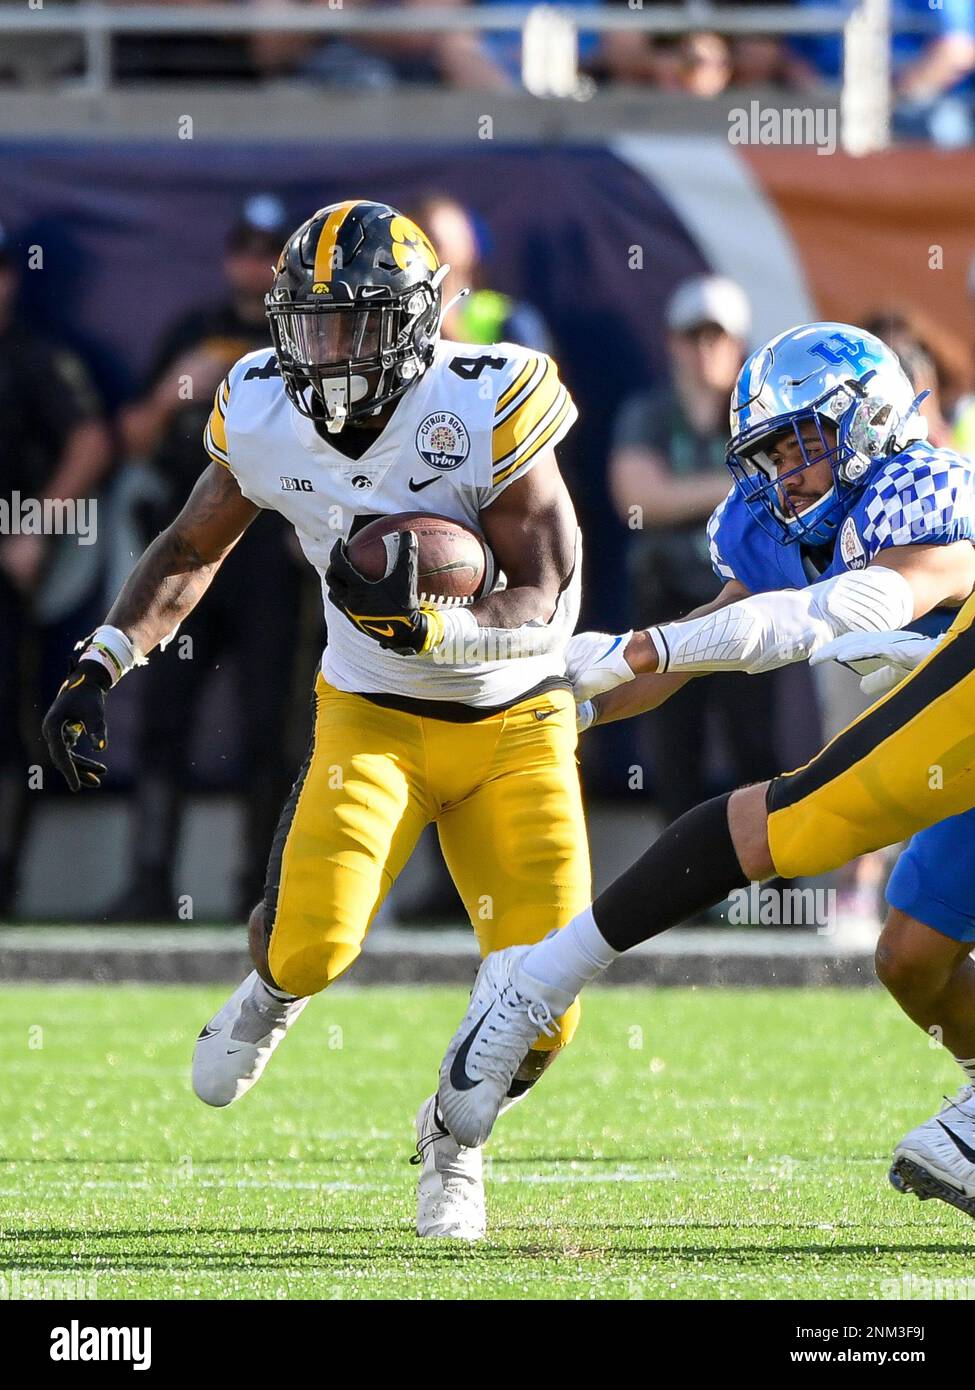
192,970,309,1108
889,1085,975,1220
413,1094,486,1240
438,945,573,1150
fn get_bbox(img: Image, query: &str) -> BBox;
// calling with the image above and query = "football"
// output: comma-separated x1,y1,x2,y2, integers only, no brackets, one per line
347,512,489,606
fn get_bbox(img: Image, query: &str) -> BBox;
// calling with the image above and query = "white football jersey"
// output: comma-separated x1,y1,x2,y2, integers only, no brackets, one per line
205,339,581,707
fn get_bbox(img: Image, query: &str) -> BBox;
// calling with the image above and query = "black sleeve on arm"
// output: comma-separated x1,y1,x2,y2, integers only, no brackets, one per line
592,792,750,951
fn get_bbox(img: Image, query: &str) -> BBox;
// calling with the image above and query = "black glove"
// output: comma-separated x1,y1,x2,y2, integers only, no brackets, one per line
325,531,442,656
42,659,111,792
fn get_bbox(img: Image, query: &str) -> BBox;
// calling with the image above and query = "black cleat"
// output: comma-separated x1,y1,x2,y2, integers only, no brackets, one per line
889,1156,975,1220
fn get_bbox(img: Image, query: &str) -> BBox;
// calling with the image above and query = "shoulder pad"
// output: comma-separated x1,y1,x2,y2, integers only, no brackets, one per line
860,446,975,551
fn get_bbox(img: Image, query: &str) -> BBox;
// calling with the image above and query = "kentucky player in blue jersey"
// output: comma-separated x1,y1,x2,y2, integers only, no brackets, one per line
546,323,975,1214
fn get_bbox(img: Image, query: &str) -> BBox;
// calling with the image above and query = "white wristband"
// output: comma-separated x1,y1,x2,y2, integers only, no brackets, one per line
427,605,481,662
576,699,596,733
75,625,146,687
429,604,572,664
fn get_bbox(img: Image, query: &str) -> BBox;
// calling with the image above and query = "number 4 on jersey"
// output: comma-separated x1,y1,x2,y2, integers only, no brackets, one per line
449,355,506,382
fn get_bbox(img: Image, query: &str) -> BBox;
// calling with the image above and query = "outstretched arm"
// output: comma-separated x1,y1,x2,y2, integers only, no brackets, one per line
43,464,259,790
106,462,260,658
573,580,750,727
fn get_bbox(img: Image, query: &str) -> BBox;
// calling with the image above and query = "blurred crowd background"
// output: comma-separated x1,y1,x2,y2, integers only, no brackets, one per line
2,0,975,144
4,0,975,924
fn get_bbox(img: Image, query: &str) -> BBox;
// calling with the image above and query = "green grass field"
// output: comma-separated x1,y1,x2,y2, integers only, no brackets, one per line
1,983,972,1300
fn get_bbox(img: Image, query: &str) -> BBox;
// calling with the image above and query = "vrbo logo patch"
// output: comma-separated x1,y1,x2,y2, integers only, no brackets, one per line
50,1320,151,1371
728,100,837,156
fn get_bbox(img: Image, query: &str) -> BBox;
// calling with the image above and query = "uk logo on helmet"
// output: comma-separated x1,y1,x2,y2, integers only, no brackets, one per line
809,334,881,373
416,412,470,471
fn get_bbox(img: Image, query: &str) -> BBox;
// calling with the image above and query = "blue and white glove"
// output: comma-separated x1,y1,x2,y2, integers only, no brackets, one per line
810,629,939,697
565,629,635,731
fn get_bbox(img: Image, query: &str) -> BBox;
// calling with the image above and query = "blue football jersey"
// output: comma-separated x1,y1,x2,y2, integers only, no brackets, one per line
707,444,975,638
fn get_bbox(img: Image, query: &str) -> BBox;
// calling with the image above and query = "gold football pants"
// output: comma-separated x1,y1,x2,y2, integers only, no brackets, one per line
767,592,975,877
264,676,590,1050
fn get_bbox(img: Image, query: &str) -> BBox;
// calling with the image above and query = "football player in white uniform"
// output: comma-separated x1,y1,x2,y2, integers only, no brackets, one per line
43,201,591,1240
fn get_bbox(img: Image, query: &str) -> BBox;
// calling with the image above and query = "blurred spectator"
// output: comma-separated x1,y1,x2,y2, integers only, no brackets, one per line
411,195,553,349
710,0,809,89
729,35,797,88
0,222,113,917
596,1,793,91
107,196,309,922
111,0,259,82
250,0,513,90
596,15,733,94
949,254,975,458
863,307,967,448
607,274,785,822
790,0,975,145
647,33,734,97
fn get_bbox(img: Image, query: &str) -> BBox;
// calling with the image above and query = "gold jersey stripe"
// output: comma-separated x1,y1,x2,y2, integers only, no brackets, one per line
492,359,562,466
204,424,230,467
493,366,569,472
313,200,362,284
495,356,539,414
204,382,231,465
492,392,575,486
204,439,230,470
493,355,551,436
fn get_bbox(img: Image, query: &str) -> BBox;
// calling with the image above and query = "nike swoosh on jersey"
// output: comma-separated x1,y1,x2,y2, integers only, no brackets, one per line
533,708,559,721
449,1006,494,1092
408,476,439,492
937,1120,975,1165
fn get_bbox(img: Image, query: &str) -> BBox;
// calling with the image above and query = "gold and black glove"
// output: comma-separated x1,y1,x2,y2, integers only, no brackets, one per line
42,660,111,792
325,531,444,656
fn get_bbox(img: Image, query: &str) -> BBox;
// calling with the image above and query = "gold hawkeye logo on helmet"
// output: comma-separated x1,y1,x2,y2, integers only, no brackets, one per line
311,283,331,294
389,216,439,274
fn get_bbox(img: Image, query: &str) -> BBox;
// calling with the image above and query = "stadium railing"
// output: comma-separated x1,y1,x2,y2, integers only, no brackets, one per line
0,2,929,151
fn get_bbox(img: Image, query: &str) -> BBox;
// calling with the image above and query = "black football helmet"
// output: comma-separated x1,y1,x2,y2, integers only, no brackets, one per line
266,200,446,432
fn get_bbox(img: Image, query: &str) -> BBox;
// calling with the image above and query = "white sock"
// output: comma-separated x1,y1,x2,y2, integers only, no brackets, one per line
956,1056,975,1087
520,905,619,1004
